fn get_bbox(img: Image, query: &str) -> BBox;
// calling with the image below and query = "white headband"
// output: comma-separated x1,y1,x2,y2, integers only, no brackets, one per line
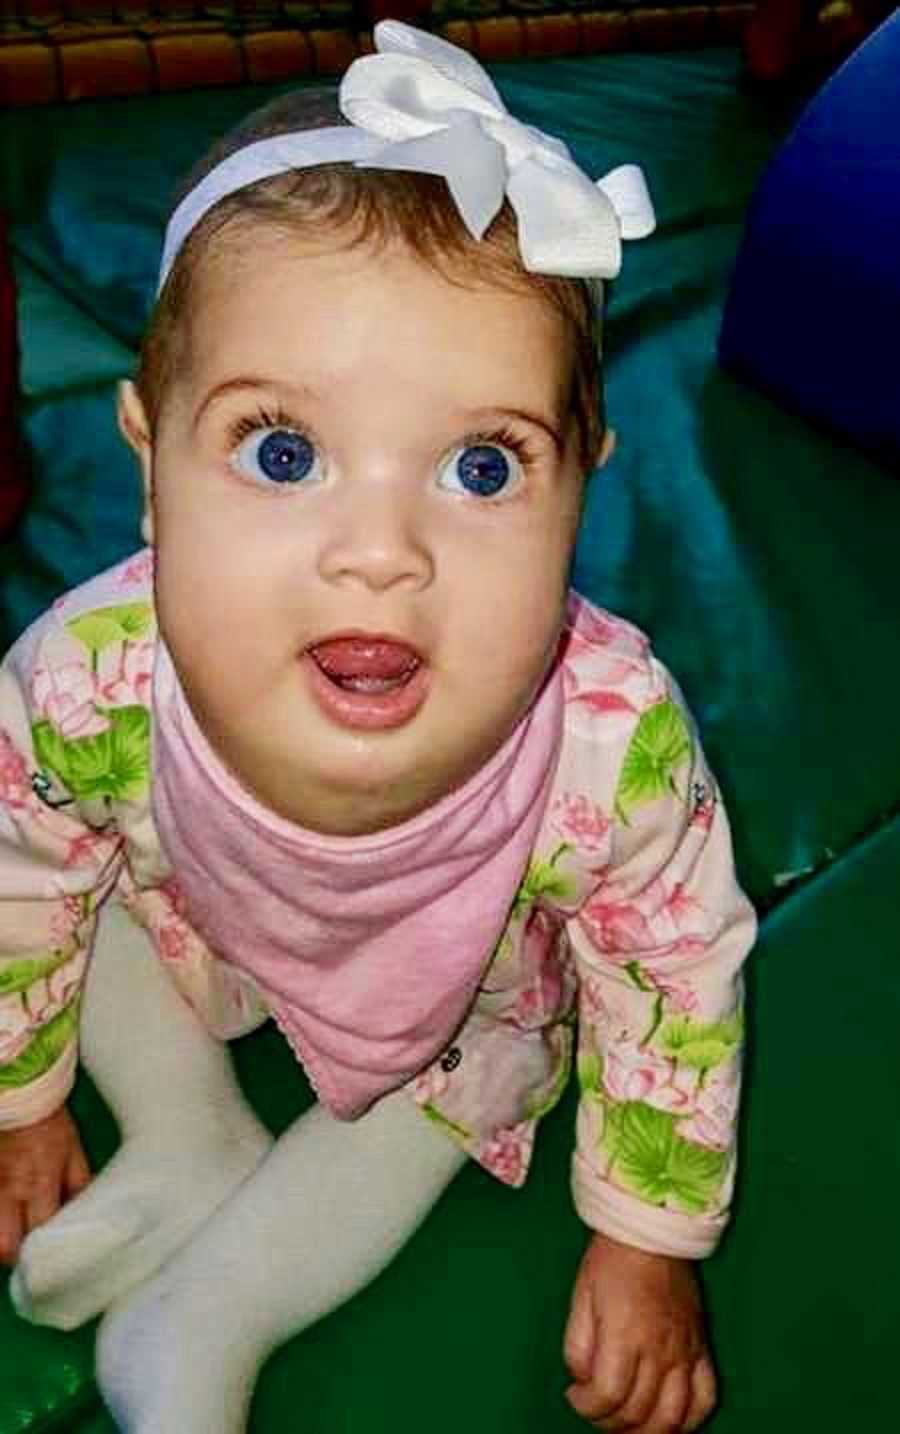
159,19,655,292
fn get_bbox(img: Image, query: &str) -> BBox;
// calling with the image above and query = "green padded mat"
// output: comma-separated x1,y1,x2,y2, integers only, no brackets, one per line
2,43,899,1434
4,820,898,1433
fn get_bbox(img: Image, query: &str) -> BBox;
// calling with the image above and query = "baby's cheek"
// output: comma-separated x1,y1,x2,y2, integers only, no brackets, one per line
486,621,566,727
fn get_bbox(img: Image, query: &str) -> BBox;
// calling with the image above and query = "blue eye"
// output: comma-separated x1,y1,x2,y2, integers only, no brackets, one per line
233,427,321,485
437,443,520,498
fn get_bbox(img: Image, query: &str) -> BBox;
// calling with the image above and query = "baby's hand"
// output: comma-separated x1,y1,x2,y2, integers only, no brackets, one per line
564,1231,716,1432
0,1107,92,1266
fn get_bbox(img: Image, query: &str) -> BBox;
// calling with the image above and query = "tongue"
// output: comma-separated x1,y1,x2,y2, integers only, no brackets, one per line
310,638,419,681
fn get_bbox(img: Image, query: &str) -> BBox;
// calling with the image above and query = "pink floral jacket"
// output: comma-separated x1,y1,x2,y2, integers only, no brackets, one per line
0,553,755,1258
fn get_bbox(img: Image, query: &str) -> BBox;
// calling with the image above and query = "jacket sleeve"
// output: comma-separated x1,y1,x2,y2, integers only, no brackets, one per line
0,619,128,1130
567,664,756,1258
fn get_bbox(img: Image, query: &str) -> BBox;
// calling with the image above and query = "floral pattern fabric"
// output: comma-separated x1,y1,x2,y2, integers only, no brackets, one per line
0,555,755,1258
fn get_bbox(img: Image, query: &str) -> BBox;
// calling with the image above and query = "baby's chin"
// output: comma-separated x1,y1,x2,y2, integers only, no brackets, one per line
258,777,445,839
228,730,457,837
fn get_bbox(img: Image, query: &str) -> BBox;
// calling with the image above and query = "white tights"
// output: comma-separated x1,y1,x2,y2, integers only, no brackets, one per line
11,902,465,1432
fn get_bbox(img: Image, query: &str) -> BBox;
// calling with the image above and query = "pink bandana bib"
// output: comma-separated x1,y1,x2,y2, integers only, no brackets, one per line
152,643,563,1117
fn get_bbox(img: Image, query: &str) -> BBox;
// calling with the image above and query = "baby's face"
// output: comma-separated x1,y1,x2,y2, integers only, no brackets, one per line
130,229,585,834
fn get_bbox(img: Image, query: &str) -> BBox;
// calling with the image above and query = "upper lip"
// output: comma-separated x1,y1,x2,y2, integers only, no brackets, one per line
306,631,425,662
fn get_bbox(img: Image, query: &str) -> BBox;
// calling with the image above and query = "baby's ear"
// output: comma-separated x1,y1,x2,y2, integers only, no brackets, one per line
117,380,155,545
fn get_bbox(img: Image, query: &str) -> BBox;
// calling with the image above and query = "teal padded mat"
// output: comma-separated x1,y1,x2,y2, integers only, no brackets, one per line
4,51,898,913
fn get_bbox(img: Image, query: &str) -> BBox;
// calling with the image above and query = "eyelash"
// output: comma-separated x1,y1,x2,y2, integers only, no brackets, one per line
457,423,541,472
225,405,309,451
224,408,543,478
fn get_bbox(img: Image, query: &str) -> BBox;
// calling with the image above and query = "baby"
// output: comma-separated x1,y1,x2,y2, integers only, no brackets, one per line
0,22,756,1434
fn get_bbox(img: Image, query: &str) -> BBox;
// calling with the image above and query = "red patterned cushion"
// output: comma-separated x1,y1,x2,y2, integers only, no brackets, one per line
0,5,757,106
0,213,29,535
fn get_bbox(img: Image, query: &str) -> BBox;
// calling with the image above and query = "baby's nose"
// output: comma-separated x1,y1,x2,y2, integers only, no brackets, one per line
316,488,434,593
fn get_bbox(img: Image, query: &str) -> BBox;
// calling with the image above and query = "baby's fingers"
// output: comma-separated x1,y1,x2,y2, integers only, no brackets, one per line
608,1356,678,1431
64,1140,92,1201
564,1283,597,1382
601,1360,692,1434
24,1178,62,1238
566,1343,639,1426
644,1364,694,1433
0,1198,25,1267
682,1357,717,1432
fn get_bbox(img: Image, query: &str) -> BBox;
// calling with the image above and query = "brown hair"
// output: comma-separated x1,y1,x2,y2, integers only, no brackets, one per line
137,90,605,466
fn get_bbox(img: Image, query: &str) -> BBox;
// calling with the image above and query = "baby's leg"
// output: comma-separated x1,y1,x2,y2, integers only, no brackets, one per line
96,1087,466,1434
10,901,272,1330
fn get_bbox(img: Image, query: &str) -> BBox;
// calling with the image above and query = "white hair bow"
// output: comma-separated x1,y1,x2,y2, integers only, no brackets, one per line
342,20,655,279
159,20,654,290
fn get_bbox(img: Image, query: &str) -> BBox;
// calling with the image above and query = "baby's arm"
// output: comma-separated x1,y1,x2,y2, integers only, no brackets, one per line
0,640,116,1262
563,665,756,1430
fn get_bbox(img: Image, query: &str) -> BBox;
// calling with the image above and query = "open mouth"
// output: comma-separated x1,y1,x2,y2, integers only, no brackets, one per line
309,637,421,694
303,635,428,731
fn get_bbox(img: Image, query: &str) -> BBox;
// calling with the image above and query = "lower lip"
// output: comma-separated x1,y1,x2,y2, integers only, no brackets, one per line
301,652,430,731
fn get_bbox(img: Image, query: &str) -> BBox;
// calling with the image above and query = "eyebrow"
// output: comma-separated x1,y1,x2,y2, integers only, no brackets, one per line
194,383,566,455
193,376,315,430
